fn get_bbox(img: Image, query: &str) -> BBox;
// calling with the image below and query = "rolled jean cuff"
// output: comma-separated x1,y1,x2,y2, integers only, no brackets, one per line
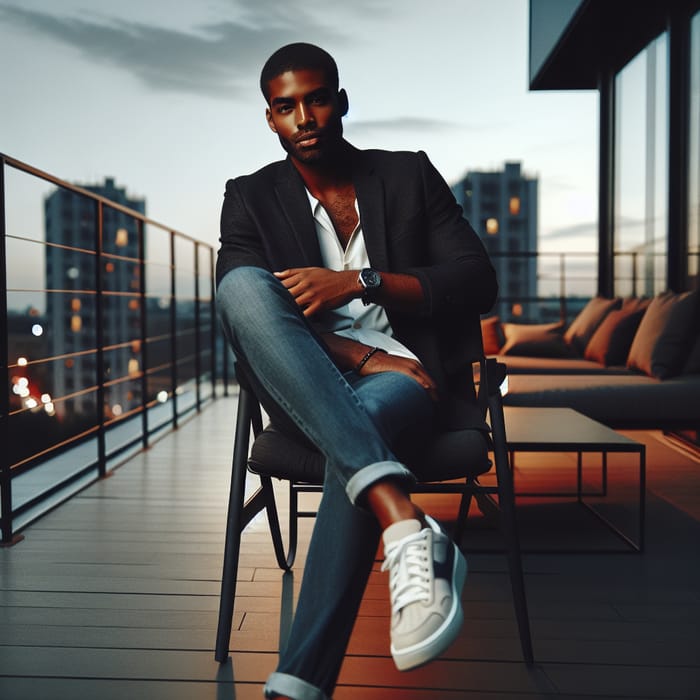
345,460,415,505
264,672,330,700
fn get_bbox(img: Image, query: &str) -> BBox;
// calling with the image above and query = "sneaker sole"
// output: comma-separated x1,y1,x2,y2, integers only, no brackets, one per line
391,544,468,671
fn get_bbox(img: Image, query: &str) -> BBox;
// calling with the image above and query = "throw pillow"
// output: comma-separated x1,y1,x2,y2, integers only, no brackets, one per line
584,305,648,366
563,296,622,355
627,290,699,379
500,321,571,357
481,316,505,355
682,333,700,375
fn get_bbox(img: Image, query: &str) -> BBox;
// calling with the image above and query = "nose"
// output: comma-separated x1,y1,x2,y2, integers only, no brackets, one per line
297,104,315,129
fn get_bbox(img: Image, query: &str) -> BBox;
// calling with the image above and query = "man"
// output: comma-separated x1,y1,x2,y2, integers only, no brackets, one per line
217,43,497,700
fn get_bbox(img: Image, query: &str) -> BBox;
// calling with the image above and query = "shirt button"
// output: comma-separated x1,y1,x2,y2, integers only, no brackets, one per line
353,321,362,329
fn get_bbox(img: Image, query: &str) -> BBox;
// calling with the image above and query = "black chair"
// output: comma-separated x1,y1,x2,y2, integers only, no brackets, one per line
214,357,534,666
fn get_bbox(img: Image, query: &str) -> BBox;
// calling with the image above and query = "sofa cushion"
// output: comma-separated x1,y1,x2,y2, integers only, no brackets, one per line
503,372,700,428
497,355,630,374
500,321,571,358
584,301,648,366
481,315,505,355
682,332,700,375
627,290,699,379
564,296,622,354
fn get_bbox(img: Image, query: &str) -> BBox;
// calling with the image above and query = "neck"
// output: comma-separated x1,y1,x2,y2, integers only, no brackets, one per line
291,140,354,192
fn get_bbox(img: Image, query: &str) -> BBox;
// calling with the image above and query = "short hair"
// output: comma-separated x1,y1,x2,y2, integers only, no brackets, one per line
260,43,339,102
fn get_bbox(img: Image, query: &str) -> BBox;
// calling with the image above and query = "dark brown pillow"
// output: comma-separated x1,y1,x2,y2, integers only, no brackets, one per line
564,296,622,355
480,316,505,355
682,333,700,375
500,322,571,357
584,306,647,366
627,290,699,378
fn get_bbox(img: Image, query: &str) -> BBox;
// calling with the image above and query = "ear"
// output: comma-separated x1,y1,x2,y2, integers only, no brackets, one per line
265,107,278,133
338,89,349,117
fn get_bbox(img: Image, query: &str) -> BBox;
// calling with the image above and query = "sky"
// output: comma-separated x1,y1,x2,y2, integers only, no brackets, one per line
0,0,599,255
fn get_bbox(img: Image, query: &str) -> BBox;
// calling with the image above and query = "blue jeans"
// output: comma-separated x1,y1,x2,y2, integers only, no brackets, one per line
217,267,435,699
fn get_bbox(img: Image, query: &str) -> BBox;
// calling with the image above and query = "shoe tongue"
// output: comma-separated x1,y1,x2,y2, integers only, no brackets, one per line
383,518,422,546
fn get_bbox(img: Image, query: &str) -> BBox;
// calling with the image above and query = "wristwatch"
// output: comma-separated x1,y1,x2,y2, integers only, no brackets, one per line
358,268,382,305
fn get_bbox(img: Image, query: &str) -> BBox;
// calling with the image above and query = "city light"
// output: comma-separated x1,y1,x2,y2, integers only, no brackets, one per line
112,404,123,416
17,356,28,366
157,390,169,403
31,324,43,336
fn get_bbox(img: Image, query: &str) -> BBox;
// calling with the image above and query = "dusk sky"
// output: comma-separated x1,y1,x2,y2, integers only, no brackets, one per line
0,0,599,254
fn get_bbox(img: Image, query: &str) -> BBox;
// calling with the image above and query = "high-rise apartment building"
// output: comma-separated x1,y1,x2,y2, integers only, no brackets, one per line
44,178,145,419
452,162,538,321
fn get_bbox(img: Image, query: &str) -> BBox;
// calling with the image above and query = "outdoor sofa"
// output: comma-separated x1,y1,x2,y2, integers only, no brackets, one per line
481,291,700,430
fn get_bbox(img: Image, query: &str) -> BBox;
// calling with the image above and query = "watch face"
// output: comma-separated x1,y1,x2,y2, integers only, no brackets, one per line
361,268,381,288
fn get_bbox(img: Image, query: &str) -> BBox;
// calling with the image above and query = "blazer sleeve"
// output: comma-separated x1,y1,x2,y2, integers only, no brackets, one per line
216,177,271,287
404,151,497,317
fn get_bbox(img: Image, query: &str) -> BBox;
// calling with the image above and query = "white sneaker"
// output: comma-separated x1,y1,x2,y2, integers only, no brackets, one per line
381,515,467,671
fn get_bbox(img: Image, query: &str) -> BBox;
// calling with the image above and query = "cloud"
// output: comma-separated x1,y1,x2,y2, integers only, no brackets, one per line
0,2,370,98
345,117,470,133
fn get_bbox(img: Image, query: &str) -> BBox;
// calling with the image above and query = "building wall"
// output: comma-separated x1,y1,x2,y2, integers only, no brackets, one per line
452,162,538,322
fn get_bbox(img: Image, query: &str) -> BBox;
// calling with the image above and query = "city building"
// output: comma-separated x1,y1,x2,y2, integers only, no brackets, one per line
452,162,538,321
44,177,145,419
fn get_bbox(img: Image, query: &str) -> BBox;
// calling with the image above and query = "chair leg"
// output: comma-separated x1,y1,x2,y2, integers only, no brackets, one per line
489,392,535,665
452,486,473,544
215,390,255,663
261,475,295,571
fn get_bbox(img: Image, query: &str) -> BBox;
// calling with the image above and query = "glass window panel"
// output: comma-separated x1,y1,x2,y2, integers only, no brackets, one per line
689,11,700,289
614,32,668,296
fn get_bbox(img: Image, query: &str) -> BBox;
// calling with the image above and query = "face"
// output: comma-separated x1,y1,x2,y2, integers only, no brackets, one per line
265,68,348,164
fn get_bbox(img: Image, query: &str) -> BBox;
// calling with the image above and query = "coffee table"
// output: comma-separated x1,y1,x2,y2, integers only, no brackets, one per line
502,406,646,552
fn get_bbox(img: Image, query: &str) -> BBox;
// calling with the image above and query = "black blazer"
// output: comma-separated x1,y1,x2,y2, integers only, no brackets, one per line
217,148,498,430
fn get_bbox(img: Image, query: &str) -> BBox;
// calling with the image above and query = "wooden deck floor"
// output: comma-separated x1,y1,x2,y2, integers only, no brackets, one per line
2,393,700,699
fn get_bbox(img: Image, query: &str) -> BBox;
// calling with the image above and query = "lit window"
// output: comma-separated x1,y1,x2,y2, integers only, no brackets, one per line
128,299,139,311
71,315,82,332
71,298,81,312
105,262,115,273
511,303,523,317
115,228,129,247
128,358,140,376
509,197,521,215
486,218,499,235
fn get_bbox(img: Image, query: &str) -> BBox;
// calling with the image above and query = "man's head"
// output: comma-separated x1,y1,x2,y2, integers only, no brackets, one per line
261,43,348,166
260,43,339,104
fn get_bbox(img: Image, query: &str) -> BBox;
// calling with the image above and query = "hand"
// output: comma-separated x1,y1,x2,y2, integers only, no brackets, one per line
360,351,439,402
274,267,360,317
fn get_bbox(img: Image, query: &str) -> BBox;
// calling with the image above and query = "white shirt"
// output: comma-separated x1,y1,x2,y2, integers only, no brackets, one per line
306,191,418,361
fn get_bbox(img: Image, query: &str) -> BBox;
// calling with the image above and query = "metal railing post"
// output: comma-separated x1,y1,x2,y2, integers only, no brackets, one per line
95,200,107,477
0,156,15,544
138,219,149,448
169,232,178,427
194,243,201,411
209,247,217,398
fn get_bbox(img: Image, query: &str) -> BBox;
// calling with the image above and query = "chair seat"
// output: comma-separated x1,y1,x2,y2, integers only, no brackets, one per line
249,425,492,484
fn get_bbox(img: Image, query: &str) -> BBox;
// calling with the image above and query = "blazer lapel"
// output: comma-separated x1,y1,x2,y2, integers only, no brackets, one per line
354,159,389,271
274,159,323,267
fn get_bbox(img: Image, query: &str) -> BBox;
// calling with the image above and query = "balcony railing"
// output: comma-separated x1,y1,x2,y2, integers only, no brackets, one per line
1,154,219,544
487,249,676,324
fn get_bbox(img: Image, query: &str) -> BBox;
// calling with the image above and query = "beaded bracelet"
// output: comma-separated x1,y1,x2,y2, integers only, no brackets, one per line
355,346,387,373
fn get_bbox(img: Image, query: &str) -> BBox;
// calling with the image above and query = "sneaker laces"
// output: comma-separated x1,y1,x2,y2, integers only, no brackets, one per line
381,529,433,615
